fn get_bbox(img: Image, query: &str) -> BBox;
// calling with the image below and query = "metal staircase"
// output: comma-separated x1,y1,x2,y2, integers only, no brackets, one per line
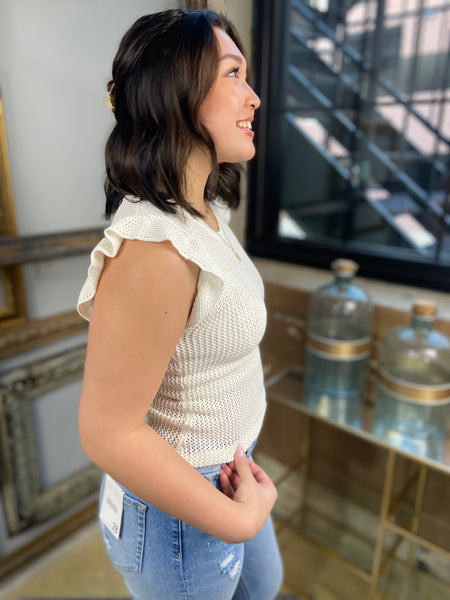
279,0,450,261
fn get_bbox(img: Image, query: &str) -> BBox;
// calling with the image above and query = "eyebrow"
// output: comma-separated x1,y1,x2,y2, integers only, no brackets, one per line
220,53,244,63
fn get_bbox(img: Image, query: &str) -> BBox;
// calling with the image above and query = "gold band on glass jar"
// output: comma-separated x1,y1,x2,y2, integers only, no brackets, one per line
378,369,450,406
306,333,371,360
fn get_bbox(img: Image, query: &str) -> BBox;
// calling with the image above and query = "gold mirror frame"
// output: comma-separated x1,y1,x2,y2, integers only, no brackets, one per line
0,96,27,328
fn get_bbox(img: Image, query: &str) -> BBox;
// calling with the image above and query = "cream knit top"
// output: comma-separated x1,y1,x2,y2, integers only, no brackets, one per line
77,197,267,468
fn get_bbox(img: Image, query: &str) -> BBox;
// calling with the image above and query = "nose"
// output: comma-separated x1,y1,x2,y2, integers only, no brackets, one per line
246,82,261,110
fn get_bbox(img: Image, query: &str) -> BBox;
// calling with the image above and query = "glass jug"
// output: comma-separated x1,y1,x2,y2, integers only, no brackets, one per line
374,300,450,460
304,259,373,426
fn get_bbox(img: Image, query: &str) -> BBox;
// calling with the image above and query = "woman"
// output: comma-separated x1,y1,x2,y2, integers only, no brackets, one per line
78,8,283,600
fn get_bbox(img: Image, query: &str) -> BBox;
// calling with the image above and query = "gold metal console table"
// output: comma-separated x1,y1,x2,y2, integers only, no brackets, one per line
264,366,450,599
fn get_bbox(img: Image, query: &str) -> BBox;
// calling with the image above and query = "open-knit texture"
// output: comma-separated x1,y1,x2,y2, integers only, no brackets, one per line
77,197,267,467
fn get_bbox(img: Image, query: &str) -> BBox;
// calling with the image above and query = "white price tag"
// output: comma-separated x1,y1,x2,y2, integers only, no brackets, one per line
99,475,124,539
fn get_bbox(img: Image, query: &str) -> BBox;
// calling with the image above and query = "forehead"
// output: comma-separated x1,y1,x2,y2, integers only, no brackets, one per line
213,27,245,61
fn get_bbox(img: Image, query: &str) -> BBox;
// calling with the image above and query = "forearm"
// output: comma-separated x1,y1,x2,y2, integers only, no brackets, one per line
81,422,254,543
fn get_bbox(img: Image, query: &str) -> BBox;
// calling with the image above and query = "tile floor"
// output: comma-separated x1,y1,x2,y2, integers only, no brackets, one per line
0,520,128,600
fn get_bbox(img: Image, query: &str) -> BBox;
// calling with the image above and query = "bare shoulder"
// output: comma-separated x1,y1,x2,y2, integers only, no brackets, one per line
107,238,199,280
92,238,200,326
103,238,198,288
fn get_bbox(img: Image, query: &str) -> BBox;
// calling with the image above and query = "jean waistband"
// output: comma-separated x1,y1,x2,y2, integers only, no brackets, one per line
196,440,257,477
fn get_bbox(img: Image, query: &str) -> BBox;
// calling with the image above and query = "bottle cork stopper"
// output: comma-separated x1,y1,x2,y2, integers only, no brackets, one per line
413,299,437,317
331,258,359,277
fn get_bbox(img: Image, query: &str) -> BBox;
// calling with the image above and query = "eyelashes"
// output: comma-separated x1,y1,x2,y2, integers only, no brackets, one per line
228,67,240,78
227,66,249,83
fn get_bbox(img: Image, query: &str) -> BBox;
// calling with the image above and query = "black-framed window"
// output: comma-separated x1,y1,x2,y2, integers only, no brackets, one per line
247,0,450,291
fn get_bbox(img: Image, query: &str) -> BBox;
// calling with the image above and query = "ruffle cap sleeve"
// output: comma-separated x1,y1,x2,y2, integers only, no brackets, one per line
77,198,224,322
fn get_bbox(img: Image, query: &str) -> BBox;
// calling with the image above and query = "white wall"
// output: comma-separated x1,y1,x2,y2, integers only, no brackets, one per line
0,0,179,235
0,0,179,559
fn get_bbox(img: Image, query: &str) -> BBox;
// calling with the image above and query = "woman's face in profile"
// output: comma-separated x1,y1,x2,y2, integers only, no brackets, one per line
199,27,261,164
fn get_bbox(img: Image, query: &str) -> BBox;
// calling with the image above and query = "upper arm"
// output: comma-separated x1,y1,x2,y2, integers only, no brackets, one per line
79,239,199,444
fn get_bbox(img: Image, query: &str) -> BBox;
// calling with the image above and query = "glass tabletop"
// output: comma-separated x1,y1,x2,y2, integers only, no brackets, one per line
265,366,450,475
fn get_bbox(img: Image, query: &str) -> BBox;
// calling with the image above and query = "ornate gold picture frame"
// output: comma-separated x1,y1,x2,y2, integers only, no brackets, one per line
0,96,27,328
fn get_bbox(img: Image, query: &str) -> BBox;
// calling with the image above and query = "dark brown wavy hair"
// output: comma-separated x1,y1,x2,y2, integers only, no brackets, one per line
104,9,243,218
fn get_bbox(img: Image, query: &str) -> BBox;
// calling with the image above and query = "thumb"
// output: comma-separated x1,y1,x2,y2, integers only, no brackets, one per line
233,444,252,482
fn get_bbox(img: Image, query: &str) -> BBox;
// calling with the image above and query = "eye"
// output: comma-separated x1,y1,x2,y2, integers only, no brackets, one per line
227,67,240,78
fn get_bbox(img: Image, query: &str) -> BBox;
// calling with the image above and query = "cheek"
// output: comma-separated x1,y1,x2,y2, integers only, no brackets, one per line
199,91,218,123
199,88,236,131
200,102,225,128
200,112,231,143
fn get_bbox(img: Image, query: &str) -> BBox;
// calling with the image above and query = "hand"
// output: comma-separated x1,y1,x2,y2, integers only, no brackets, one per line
219,445,277,540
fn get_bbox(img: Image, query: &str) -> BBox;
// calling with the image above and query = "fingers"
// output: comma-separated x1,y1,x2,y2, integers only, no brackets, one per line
227,449,275,491
232,444,253,483
222,463,240,488
246,460,273,486
222,446,276,499
222,463,235,478
219,469,235,499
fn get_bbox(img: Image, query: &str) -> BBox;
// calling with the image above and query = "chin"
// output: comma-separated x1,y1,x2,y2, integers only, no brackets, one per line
246,148,256,160
219,148,256,164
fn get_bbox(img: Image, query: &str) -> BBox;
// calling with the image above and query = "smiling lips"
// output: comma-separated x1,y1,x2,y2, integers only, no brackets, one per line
236,120,254,137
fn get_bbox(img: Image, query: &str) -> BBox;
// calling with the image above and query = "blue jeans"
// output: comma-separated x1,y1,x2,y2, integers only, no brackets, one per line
98,450,283,600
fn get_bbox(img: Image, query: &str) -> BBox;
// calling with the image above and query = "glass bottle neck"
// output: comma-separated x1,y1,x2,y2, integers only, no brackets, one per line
412,313,434,331
335,274,352,287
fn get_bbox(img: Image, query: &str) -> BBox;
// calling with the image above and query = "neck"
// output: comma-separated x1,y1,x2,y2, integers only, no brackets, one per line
185,146,212,216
